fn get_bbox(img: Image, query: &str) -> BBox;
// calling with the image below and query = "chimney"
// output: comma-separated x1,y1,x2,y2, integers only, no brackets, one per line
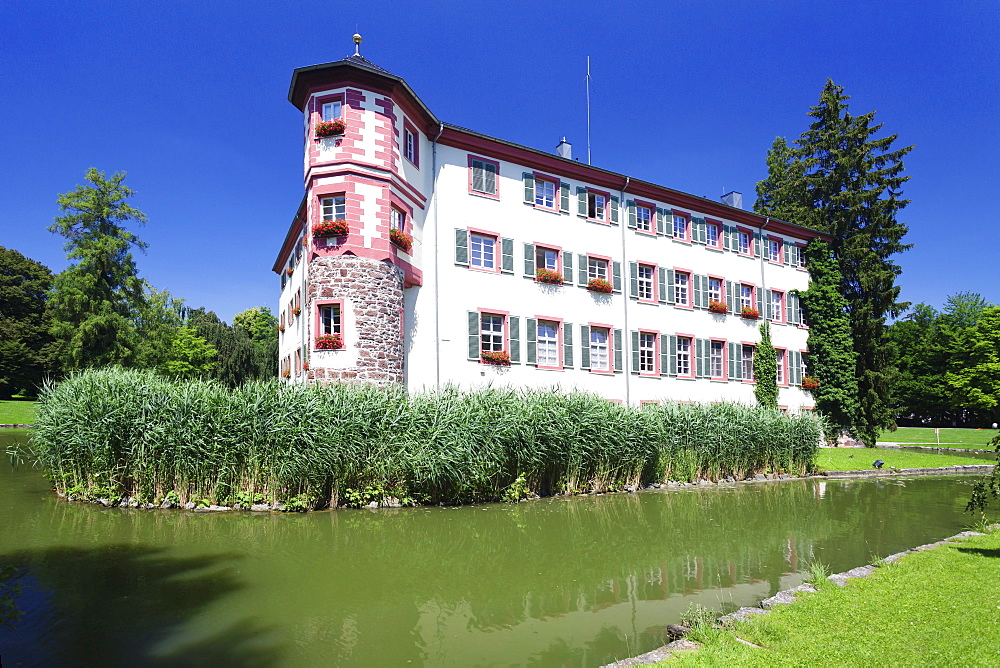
556,137,572,159
721,191,743,210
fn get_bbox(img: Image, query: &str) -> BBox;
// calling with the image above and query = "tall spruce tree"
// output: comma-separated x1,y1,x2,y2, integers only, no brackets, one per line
755,80,912,447
48,168,148,369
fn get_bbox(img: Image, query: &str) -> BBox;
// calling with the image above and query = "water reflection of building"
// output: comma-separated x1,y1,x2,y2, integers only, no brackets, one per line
275,36,827,409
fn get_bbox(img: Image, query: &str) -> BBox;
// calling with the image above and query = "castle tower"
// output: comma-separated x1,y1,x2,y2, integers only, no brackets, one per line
274,36,426,385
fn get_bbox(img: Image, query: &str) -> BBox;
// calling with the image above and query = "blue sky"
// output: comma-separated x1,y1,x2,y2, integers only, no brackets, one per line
2,1,997,322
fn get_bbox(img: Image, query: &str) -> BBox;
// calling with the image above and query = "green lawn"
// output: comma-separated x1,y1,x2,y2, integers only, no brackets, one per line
815,446,995,471
0,399,36,425
879,426,1000,448
660,530,1000,666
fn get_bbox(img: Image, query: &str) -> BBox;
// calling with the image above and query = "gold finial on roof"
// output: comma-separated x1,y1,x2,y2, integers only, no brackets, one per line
353,33,362,56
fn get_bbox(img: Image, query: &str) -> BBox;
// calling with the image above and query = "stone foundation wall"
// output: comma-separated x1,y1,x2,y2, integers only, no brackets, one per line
308,255,404,385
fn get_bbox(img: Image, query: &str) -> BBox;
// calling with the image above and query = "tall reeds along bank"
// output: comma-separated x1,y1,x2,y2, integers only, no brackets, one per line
29,368,823,510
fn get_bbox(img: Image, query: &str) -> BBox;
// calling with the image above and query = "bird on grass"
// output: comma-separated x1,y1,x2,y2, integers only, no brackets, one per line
873,459,885,469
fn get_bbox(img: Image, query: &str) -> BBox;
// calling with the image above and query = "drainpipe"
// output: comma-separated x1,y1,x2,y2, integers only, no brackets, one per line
620,176,631,406
759,217,770,308
432,122,445,391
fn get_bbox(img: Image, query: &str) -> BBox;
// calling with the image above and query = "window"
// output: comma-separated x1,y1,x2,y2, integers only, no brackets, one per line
770,290,784,322
480,313,504,352
640,332,657,374
672,215,688,240
737,229,751,255
706,222,720,248
391,207,405,231
768,238,782,263
776,349,786,385
403,126,418,165
588,257,608,281
740,284,754,310
590,327,610,371
318,303,342,336
537,320,560,368
637,264,654,301
588,192,607,220
674,271,690,307
636,205,652,232
321,196,346,221
535,177,556,209
321,101,342,121
741,344,755,380
707,277,722,303
676,336,692,376
536,246,559,271
710,340,725,379
470,157,498,197
470,233,497,270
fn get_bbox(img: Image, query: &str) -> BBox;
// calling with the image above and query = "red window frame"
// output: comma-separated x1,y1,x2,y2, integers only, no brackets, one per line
634,199,656,236
770,289,786,324
403,120,419,167
477,308,509,360
776,347,788,386
532,172,560,212
671,212,691,242
674,333,694,379
736,226,754,256
588,322,614,375
741,342,756,383
534,316,564,370
638,329,660,376
767,235,784,264
534,243,563,275
673,268,693,309
587,187,611,222
467,154,500,199
314,299,345,350
467,227,501,274
637,261,658,303
705,218,723,250
710,338,728,381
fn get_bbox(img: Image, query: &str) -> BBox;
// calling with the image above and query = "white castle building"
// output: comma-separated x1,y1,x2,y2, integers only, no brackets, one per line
274,40,825,410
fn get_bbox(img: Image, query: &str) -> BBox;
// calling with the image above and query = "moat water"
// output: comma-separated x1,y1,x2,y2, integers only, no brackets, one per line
0,428,991,666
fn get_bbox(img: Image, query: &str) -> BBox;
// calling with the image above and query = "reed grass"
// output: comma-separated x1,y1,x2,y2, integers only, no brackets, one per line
29,367,822,509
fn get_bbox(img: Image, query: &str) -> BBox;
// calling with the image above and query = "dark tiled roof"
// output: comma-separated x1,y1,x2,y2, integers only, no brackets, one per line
343,54,390,74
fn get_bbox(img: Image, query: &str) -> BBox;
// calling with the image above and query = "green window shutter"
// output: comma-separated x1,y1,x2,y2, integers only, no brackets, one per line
580,325,591,369
629,261,639,299
788,292,799,325
523,173,534,204
577,187,588,217
754,231,763,257
562,252,573,284
660,332,670,376
790,350,801,385
722,225,732,251
560,182,570,213
468,311,480,360
577,254,588,286
610,195,620,225
627,200,637,229
526,318,537,366
655,208,665,235
766,291,774,321
613,329,623,373
784,242,792,265
693,274,704,309
563,322,573,368
728,341,736,380
612,261,622,293
501,237,514,274
523,243,536,278
726,280,736,314
756,288,764,317
658,267,667,303
455,228,469,266
631,330,640,374
666,269,675,304
699,339,710,378
667,335,678,376
509,316,521,363
693,217,706,244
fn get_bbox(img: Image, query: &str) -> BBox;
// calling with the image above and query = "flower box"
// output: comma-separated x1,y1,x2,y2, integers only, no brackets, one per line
301,363,309,371
741,306,760,320
802,376,819,390
278,325,285,333
315,333,343,350
285,268,293,276
708,300,729,314
313,219,349,238
587,278,613,294
390,228,413,253
292,306,301,316
480,350,511,366
315,120,346,138
281,370,291,379
535,268,564,285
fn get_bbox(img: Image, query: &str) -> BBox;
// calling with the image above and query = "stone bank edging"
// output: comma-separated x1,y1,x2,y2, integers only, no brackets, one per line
0,423,32,428
603,529,989,666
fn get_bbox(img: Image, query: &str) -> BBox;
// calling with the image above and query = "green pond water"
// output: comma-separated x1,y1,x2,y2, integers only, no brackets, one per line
0,428,992,666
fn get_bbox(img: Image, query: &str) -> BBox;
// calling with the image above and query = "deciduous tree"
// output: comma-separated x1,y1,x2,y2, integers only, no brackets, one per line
0,247,57,398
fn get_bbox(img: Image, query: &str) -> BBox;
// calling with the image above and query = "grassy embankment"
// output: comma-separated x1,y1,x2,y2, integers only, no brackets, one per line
27,367,822,509
816,447,995,471
657,530,1000,665
0,399,36,425
878,426,999,448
